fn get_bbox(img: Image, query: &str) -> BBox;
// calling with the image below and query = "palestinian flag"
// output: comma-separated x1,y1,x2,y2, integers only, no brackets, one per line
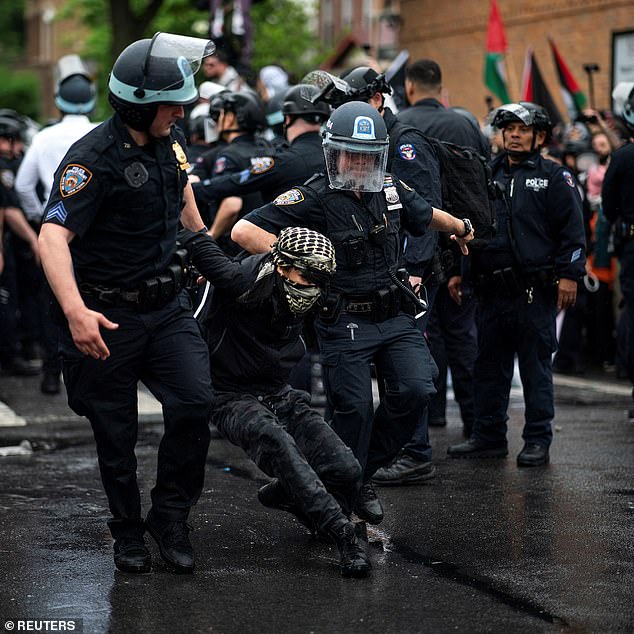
484,0,511,104
549,37,586,121
521,48,564,128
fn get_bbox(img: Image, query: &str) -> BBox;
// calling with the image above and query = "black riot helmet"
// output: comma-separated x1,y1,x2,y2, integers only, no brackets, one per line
491,102,552,158
282,84,331,124
208,90,266,134
340,66,391,104
0,111,25,140
108,32,215,132
322,101,389,192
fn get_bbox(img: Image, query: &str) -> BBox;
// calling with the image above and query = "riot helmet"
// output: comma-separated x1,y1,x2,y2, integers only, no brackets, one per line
55,55,96,114
612,82,634,135
108,32,215,131
322,101,389,192
491,102,552,158
282,84,331,124
208,90,266,134
0,112,25,141
340,66,392,104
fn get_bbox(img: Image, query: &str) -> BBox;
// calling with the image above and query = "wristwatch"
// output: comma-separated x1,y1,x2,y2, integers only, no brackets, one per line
458,218,473,238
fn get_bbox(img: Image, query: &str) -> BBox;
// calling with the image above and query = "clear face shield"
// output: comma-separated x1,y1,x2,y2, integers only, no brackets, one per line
136,32,216,102
323,139,388,192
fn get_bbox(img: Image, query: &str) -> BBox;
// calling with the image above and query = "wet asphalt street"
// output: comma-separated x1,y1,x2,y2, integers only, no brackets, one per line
0,372,633,634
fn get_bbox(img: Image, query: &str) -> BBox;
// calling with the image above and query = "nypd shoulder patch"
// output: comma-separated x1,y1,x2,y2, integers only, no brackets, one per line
273,189,304,205
398,143,417,161
45,201,68,224
60,164,93,198
562,170,575,188
214,156,227,174
250,156,275,175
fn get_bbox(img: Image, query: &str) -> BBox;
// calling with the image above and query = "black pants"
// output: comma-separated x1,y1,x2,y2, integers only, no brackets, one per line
316,313,436,479
210,385,361,533
61,292,213,539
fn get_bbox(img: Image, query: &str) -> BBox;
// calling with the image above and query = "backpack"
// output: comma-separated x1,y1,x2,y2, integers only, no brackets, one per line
388,121,496,249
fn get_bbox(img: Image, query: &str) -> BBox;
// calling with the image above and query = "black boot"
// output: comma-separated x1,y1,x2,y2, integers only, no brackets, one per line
447,438,508,458
353,482,384,524
517,442,549,467
41,372,61,395
113,536,151,573
329,521,371,578
146,510,195,574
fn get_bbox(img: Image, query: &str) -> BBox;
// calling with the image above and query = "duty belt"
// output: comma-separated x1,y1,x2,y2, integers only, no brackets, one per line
79,266,184,312
343,286,404,321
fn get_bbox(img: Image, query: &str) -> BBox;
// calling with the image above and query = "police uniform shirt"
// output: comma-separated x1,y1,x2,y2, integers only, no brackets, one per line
42,113,190,288
399,98,490,158
193,131,325,207
243,173,433,296
190,142,228,180
383,107,442,274
477,150,586,279
602,142,634,224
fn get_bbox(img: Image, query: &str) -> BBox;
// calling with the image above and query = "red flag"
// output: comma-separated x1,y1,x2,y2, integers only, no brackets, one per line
484,0,511,103
486,0,507,53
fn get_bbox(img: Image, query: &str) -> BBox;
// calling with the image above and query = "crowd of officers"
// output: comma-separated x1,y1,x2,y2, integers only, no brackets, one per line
2,33,632,579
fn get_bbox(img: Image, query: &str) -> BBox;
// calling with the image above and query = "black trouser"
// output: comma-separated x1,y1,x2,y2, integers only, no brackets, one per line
425,281,477,430
316,313,436,479
472,286,556,448
60,291,213,540
210,385,361,534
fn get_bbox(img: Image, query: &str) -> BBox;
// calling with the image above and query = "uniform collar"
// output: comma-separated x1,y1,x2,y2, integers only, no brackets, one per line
108,113,172,160
412,97,444,110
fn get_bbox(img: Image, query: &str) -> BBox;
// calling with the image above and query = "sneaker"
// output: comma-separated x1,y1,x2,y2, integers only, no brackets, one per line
113,537,151,573
372,455,436,486
447,438,508,459
516,442,549,467
145,510,195,573
329,521,371,578
353,483,383,525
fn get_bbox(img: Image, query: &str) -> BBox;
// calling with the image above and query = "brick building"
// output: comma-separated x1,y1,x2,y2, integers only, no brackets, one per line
399,0,634,120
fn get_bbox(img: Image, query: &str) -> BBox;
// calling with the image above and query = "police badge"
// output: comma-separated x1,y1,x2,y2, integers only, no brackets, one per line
172,141,190,171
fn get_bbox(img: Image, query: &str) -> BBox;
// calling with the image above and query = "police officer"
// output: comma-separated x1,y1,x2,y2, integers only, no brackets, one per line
602,82,634,420
374,59,486,485
191,90,272,246
15,55,98,395
232,101,474,524
192,83,330,207
38,33,215,574
448,102,586,466
335,66,443,487
179,225,371,577
0,113,41,377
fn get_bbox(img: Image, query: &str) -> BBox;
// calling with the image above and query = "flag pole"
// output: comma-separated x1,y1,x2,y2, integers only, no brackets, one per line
505,44,520,101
